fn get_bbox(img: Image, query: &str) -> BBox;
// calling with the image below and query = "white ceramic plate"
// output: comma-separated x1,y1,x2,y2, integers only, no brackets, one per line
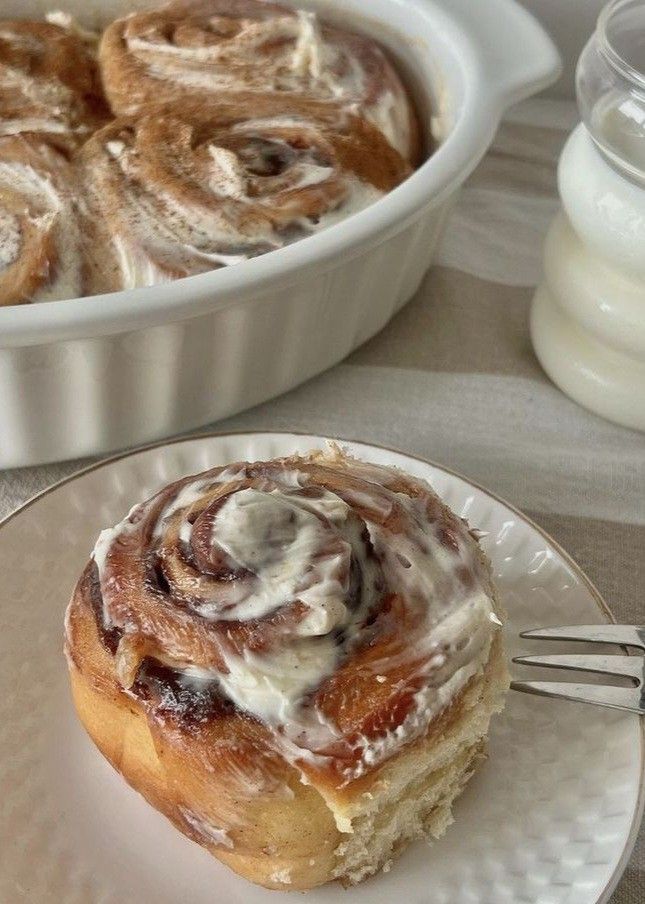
0,432,642,904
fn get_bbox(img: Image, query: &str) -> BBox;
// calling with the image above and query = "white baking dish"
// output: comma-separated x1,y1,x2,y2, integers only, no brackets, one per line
0,0,560,468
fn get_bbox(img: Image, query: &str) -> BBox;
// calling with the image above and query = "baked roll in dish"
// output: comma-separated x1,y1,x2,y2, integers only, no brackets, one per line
0,135,83,305
99,0,420,164
79,103,411,291
0,18,108,153
65,448,508,890
0,2,421,303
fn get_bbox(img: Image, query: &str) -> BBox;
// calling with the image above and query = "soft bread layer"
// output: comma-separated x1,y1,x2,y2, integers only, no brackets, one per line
331,633,507,884
68,608,507,890
66,447,508,890
69,663,340,888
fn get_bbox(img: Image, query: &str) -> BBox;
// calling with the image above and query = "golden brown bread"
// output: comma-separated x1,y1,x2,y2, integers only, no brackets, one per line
78,102,411,293
99,0,421,165
0,135,83,305
0,18,108,153
67,619,506,889
0,2,422,303
65,449,508,889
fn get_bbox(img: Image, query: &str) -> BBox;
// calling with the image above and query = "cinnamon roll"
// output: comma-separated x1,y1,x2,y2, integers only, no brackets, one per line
79,104,411,291
99,0,420,164
65,447,508,890
0,135,83,305
0,18,108,153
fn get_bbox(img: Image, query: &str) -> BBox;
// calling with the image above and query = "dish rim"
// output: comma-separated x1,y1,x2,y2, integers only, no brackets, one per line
1,426,642,904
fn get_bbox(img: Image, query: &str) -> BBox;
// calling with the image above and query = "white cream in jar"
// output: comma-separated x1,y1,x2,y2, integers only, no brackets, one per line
531,0,645,430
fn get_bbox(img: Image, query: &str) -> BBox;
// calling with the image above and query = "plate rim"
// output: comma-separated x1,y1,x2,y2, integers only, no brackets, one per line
1,427,643,904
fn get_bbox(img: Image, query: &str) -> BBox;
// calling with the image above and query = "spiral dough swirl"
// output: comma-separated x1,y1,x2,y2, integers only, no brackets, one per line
0,18,108,153
99,0,420,164
0,3,420,303
0,135,83,305
79,105,411,291
81,449,500,783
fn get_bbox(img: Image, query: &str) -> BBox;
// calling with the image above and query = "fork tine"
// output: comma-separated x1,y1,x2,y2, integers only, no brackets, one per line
519,624,645,649
511,680,644,714
513,653,644,682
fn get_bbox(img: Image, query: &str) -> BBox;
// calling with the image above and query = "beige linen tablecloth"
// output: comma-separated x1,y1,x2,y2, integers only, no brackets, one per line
1,98,643,902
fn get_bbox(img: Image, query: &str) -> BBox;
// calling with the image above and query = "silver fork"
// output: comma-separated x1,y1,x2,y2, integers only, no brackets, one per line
511,625,645,714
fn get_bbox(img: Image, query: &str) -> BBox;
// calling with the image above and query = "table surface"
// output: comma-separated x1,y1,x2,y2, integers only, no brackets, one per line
1,98,643,904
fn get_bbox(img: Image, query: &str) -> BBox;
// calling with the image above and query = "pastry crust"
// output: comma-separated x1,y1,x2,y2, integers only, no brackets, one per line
99,0,420,164
78,102,411,293
68,620,506,889
0,135,83,305
0,19,108,153
0,3,421,303
65,449,508,889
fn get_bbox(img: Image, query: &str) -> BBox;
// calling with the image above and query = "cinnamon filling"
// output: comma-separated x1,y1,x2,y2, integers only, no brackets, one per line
75,452,498,782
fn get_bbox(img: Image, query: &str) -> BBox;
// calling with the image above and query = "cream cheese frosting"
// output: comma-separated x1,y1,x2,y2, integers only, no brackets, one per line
81,109,407,290
0,138,83,304
88,450,501,782
109,2,415,159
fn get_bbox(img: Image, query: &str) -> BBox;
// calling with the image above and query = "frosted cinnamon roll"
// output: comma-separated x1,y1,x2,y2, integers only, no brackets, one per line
0,18,108,153
65,447,508,890
79,104,411,292
100,0,420,164
0,135,82,305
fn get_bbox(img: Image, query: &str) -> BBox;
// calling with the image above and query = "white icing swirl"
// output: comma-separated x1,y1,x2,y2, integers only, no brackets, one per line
0,137,83,305
179,807,233,848
81,110,402,290
89,452,500,781
0,19,104,152
0,207,20,269
101,1,417,161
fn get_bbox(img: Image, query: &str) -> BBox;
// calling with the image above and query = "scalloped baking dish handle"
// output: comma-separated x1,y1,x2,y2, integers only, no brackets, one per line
449,0,562,108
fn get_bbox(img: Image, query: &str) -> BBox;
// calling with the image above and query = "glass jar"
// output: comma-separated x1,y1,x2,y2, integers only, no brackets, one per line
576,0,645,184
531,0,645,431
